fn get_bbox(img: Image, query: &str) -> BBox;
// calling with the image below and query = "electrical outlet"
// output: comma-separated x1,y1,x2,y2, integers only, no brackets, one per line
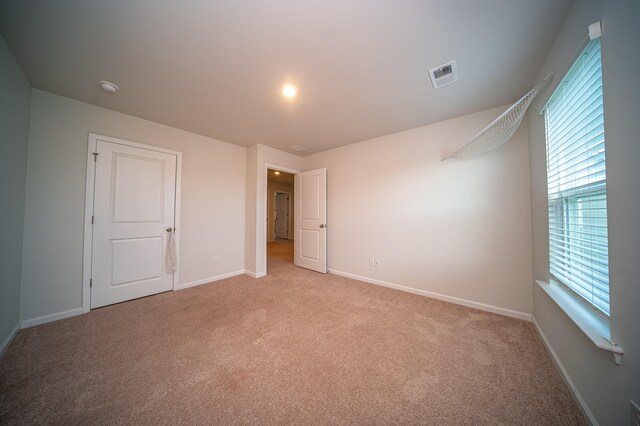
374,259,380,268
631,400,640,426
368,257,374,267
213,256,220,265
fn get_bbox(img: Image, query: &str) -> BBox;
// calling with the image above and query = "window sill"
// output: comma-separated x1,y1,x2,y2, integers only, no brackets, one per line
536,280,623,365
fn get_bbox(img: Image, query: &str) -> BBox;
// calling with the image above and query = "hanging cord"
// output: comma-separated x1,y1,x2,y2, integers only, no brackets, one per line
166,227,177,274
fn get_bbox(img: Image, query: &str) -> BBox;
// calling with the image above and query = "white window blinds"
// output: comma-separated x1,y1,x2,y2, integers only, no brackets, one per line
544,38,609,316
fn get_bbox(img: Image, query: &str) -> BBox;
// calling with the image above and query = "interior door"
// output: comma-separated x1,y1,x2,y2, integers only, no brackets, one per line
294,168,327,273
275,192,289,239
91,139,177,308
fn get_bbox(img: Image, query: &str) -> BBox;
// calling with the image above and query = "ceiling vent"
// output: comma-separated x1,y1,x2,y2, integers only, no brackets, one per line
289,145,308,152
429,60,458,89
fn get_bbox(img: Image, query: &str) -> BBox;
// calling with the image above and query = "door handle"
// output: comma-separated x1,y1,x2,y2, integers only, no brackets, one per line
166,227,174,232
320,224,326,228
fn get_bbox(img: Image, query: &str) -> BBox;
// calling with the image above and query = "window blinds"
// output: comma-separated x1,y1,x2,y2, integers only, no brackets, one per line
544,38,609,316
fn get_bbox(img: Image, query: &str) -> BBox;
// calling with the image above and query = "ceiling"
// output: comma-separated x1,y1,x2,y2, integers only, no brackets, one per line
0,0,572,155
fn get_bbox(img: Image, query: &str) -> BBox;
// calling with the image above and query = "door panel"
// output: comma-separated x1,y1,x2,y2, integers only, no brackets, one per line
299,229,320,260
295,168,326,273
92,139,177,308
300,175,320,220
111,237,163,286
112,155,165,223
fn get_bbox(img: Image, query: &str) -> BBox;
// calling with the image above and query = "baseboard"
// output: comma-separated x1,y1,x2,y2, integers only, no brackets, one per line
176,270,246,290
21,307,84,329
328,269,531,321
245,270,266,278
0,322,21,357
532,317,597,426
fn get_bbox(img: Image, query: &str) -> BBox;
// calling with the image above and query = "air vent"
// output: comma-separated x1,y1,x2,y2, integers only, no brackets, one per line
429,60,458,89
289,145,308,152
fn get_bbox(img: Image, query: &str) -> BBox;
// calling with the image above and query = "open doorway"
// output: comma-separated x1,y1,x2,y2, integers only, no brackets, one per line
267,168,294,267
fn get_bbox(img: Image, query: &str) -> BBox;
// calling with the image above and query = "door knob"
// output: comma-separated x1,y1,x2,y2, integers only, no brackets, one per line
320,224,326,228
166,227,173,232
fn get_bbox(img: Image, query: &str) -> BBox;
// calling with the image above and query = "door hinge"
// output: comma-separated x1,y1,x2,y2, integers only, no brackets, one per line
89,278,93,288
91,215,94,225
93,152,99,162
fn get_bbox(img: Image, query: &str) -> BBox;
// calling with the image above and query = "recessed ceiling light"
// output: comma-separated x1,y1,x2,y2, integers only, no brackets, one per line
99,80,119,93
282,84,297,98
274,171,280,175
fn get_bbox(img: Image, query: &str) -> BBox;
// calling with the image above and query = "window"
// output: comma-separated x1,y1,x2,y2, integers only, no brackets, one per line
544,38,609,316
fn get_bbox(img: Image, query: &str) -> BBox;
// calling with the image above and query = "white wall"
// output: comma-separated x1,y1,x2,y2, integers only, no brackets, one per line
303,105,533,317
267,180,294,241
245,145,258,275
245,144,302,276
527,1,640,424
0,35,30,351
21,90,246,323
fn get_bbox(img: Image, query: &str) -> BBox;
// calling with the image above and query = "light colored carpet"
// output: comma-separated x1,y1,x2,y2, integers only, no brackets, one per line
0,243,584,425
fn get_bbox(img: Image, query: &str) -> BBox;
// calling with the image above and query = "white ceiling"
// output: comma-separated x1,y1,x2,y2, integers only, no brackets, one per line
0,0,572,155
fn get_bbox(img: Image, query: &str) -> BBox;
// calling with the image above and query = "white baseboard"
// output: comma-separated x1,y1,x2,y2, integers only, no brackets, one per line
176,270,246,290
532,317,597,426
245,270,266,278
0,322,21,357
328,269,532,321
21,307,83,329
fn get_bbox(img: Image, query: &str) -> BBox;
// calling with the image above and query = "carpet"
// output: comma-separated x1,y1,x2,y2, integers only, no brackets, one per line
0,242,584,425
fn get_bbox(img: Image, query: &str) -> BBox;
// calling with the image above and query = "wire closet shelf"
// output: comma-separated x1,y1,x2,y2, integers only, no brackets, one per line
443,74,551,160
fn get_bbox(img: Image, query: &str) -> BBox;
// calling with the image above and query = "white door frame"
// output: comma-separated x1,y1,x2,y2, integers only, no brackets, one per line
273,191,292,240
263,163,300,275
82,133,183,313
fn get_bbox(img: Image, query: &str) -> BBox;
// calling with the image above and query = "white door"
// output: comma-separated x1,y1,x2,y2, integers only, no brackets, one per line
275,192,289,239
294,168,327,273
91,140,177,308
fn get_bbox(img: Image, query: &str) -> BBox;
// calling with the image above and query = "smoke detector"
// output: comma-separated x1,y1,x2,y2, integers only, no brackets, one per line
428,60,458,89
99,80,119,93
